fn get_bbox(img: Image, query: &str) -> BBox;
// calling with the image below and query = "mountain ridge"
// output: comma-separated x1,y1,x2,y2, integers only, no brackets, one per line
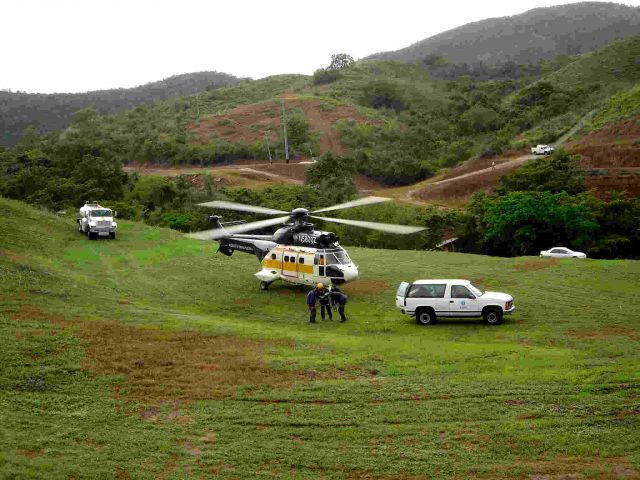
365,2,640,65
0,71,240,147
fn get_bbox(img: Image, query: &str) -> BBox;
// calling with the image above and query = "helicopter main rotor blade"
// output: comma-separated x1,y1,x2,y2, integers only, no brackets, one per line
311,196,392,214
196,200,288,216
310,215,425,235
187,216,290,241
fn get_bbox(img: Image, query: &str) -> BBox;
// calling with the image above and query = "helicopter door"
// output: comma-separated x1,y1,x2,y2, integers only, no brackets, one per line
314,253,326,278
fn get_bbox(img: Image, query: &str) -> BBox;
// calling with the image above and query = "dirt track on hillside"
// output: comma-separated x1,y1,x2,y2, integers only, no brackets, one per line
405,115,640,203
407,154,533,202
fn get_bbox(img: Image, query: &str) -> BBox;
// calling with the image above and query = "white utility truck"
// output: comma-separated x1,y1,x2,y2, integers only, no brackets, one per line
396,279,515,326
531,144,554,155
78,202,117,240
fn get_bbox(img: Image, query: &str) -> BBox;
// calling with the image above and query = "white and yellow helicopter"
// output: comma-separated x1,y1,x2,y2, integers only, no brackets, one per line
188,197,425,290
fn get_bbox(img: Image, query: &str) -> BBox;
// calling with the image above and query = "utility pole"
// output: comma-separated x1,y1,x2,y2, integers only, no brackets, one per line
265,131,272,164
281,100,289,164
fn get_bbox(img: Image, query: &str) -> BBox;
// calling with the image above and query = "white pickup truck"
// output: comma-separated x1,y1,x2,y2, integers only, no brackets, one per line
77,202,117,240
531,144,554,155
396,279,515,326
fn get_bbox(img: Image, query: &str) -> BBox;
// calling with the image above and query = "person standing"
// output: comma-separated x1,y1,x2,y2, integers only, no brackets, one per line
306,283,324,323
330,286,348,322
318,287,333,320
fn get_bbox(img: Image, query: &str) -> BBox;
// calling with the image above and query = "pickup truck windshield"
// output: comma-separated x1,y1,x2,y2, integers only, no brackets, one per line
91,210,112,217
469,283,484,296
397,282,410,297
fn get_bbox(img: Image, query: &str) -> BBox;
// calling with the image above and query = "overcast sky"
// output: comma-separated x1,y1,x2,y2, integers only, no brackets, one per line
2,0,639,93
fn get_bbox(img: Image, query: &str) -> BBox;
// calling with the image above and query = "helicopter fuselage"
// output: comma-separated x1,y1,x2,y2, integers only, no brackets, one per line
217,228,359,287
255,244,358,287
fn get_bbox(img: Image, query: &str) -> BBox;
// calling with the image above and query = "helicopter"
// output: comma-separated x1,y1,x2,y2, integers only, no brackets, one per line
187,196,425,290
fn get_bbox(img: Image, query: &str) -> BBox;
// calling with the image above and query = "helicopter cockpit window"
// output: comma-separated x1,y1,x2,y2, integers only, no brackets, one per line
323,251,350,265
325,253,338,265
319,255,325,265
271,254,276,260
333,250,351,264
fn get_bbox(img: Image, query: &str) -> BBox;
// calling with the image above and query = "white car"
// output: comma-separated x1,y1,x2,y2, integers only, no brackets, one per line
531,144,554,155
540,247,586,259
396,279,515,326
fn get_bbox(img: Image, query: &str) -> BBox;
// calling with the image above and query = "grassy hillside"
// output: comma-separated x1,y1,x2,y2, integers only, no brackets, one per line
1,197,639,478
507,35,640,148
544,35,640,90
588,84,640,130
366,2,640,66
0,71,240,147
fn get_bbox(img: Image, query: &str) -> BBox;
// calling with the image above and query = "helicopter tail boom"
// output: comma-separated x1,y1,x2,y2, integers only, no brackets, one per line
219,237,276,261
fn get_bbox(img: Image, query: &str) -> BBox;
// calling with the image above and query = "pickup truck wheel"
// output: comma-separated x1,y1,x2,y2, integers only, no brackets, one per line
483,308,502,325
415,308,436,326
109,232,116,240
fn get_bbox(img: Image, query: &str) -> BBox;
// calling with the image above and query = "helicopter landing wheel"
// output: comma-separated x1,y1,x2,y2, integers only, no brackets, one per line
260,281,272,291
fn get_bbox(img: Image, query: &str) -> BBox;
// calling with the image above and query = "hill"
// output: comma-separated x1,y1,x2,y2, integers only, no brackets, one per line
1,196,639,478
542,35,640,90
0,71,240,147
366,2,640,67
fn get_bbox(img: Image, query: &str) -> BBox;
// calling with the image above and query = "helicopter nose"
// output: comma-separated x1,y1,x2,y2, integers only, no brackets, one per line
341,264,359,282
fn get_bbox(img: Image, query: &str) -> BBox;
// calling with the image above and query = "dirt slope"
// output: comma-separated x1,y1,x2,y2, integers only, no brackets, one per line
188,96,375,156
405,116,640,203
568,117,640,197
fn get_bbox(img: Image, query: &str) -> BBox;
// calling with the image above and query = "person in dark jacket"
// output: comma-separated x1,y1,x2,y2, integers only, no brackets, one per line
330,286,348,322
306,283,325,323
318,287,333,320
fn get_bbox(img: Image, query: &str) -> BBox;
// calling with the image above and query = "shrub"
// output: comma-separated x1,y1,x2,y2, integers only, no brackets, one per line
313,69,342,85
361,80,406,111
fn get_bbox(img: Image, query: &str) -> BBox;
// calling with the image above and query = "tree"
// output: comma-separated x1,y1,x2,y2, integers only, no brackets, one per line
462,191,599,256
462,104,499,133
361,80,405,111
305,152,357,205
328,54,354,70
496,148,584,195
130,175,177,211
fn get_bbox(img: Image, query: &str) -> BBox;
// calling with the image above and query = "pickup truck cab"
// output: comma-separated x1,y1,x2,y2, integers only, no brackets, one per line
531,144,554,155
396,279,515,326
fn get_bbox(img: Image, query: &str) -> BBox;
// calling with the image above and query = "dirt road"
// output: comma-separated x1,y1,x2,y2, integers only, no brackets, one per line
405,154,533,202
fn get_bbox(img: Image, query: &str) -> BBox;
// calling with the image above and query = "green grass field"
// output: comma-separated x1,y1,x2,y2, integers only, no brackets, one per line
1,197,639,479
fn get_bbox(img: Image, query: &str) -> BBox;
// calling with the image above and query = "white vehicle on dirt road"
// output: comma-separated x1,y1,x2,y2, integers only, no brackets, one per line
531,144,555,155
78,202,117,240
540,247,586,259
396,279,515,326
